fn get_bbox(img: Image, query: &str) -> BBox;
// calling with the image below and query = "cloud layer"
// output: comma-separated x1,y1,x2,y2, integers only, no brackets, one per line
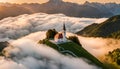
0,13,107,39
0,36,100,69
0,13,118,69
7,30,120,59
78,36,120,58
21,31,120,58
0,29,119,69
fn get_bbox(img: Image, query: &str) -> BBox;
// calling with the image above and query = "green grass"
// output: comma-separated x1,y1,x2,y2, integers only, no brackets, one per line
44,39,58,50
58,42,104,67
44,39,106,69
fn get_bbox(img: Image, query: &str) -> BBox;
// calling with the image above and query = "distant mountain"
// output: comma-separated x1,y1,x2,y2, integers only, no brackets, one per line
0,0,117,20
105,3,120,15
76,15,120,39
84,1,120,15
21,0,112,18
0,5,31,20
84,1,113,16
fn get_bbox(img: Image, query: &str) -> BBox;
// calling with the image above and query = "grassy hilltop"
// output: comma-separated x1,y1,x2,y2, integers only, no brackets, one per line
39,39,106,69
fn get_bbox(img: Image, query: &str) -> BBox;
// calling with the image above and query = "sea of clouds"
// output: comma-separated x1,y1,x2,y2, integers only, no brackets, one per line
0,31,119,69
0,12,119,69
0,13,107,39
0,32,100,69
78,36,120,59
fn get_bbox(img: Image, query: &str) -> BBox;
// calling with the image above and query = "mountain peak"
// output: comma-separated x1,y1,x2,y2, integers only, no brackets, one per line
84,1,90,5
48,0,63,4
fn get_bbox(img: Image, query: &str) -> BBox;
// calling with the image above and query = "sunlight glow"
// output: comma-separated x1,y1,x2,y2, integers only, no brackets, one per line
0,0,48,4
0,0,119,4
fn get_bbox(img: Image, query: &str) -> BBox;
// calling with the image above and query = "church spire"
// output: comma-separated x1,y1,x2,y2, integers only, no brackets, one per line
63,23,66,31
63,23,67,42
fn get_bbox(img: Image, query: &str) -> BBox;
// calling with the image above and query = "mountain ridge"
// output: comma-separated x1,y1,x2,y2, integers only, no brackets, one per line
76,15,120,39
0,1,117,20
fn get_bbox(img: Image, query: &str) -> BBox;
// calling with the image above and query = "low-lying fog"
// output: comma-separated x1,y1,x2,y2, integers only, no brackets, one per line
0,13,107,39
0,32,100,69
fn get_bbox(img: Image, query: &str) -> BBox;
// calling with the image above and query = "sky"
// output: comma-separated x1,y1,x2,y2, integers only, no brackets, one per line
0,0,119,4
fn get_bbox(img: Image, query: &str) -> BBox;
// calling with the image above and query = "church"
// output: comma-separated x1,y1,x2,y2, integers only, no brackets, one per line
54,23,67,43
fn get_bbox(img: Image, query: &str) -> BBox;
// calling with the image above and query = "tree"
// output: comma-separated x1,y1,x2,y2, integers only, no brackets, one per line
38,39,45,44
68,36,81,45
117,58,120,65
109,31,120,39
46,29,58,39
106,48,120,65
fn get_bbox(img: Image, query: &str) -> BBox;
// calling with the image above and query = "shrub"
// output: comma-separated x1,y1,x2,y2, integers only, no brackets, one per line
38,39,46,44
68,36,81,45
46,29,58,39
108,31,120,39
106,48,120,65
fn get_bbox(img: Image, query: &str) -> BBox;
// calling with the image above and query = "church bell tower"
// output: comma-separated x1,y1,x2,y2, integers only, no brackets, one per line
63,23,67,41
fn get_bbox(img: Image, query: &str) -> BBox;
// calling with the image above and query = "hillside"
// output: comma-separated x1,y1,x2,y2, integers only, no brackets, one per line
42,39,106,68
76,15,120,39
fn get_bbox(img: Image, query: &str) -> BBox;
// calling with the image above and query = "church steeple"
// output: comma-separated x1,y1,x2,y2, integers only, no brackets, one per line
54,23,67,43
63,23,67,42
63,23,66,31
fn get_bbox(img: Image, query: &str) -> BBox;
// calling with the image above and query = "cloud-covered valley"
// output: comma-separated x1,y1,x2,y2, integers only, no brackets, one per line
0,13,107,39
0,33,100,69
78,36,120,58
13,31,120,59
0,13,119,69
0,30,119,69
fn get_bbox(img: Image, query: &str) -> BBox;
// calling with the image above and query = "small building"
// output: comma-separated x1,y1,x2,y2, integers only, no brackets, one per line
54,33,63,42
54,23,67,43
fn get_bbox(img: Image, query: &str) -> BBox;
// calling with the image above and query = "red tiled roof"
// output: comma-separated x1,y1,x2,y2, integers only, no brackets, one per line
54,33,63,39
